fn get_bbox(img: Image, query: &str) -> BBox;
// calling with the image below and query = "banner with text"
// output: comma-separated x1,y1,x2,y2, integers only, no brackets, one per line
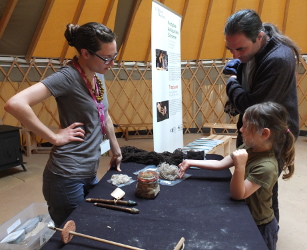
152,0,183,152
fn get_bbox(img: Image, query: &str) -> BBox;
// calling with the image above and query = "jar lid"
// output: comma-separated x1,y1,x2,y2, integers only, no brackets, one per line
137,170,159,182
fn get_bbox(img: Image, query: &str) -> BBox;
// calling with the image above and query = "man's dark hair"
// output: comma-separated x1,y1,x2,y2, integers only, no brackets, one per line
224,9,262,43
224,9,300,62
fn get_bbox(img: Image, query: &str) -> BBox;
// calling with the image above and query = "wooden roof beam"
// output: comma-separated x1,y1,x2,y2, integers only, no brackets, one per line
196,0,213,62
117,0,142,64
222,0,237,62
0,0,18,39
25,0,55,62
257,0,264,17
60,0,86,62
282,0,290,33
180,0,189,30
102,0,116,25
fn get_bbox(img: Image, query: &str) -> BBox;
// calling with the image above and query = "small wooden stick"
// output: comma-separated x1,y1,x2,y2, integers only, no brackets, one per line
94,203,139,214
86,198,138,206
48,220,145,250
174,237,185,250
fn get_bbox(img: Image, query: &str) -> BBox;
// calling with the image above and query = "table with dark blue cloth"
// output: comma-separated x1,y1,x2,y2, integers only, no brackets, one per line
42,154,268,250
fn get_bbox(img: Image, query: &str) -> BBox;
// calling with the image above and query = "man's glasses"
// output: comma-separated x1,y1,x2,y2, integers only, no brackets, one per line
87,49,118,65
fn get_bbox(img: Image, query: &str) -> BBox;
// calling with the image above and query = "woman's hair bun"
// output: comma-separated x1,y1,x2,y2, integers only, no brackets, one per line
64,23,80,47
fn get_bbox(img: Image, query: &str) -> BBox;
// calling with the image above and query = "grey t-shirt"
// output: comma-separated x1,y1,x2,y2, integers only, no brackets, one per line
41,65,108,178
241,58,255,92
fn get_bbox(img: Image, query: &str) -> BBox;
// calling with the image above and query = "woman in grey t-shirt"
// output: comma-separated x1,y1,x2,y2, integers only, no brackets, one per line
5,22,122,226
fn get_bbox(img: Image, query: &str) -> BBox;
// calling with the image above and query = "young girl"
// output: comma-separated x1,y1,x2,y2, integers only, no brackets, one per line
178,101,295,250
5,22,122,227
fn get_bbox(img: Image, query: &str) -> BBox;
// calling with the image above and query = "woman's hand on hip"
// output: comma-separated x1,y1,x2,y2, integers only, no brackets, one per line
53,122,85,146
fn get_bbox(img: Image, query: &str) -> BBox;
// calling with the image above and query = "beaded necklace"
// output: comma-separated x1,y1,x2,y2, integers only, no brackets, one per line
80,67,105,103
70,57,106,135
92,75,104,102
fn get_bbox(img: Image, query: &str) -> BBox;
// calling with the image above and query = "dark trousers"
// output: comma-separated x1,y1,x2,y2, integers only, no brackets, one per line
272,181,279,222
258,217,279,250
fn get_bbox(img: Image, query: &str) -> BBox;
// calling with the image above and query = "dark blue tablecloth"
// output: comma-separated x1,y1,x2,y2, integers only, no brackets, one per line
42,154,267,250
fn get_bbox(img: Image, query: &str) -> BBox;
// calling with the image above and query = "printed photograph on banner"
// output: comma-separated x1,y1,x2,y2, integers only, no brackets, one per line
156,100,169,122
155,49,168,71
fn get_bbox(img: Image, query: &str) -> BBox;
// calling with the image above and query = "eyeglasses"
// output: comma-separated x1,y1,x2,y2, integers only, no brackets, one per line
87,49,118,65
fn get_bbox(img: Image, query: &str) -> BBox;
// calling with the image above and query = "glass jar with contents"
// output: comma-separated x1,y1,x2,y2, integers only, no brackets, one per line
135,170,160,199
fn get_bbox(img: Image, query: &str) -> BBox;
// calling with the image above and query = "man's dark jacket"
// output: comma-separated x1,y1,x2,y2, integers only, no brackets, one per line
226,36,300,143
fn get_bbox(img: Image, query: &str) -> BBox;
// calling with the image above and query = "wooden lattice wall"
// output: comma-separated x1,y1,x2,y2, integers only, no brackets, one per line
1,56,307,140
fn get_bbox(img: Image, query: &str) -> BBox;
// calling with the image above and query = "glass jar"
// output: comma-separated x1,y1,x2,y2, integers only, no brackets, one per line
135,170,160,199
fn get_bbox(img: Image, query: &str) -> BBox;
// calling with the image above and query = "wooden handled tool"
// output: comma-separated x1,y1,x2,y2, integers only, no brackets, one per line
174,237,185,250
94,202,140,214
48,220,145,250
86,198,138,206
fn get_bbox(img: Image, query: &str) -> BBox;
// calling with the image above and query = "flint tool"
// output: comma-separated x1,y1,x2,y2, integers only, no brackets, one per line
86,198,138,206
48,220,144,250
94,202,140,214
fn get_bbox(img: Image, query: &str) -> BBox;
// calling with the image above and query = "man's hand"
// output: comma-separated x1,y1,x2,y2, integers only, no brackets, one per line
223,59,241,75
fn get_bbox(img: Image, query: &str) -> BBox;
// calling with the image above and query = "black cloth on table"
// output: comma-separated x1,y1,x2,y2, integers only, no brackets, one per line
42,154,267,250
120,145,205,166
